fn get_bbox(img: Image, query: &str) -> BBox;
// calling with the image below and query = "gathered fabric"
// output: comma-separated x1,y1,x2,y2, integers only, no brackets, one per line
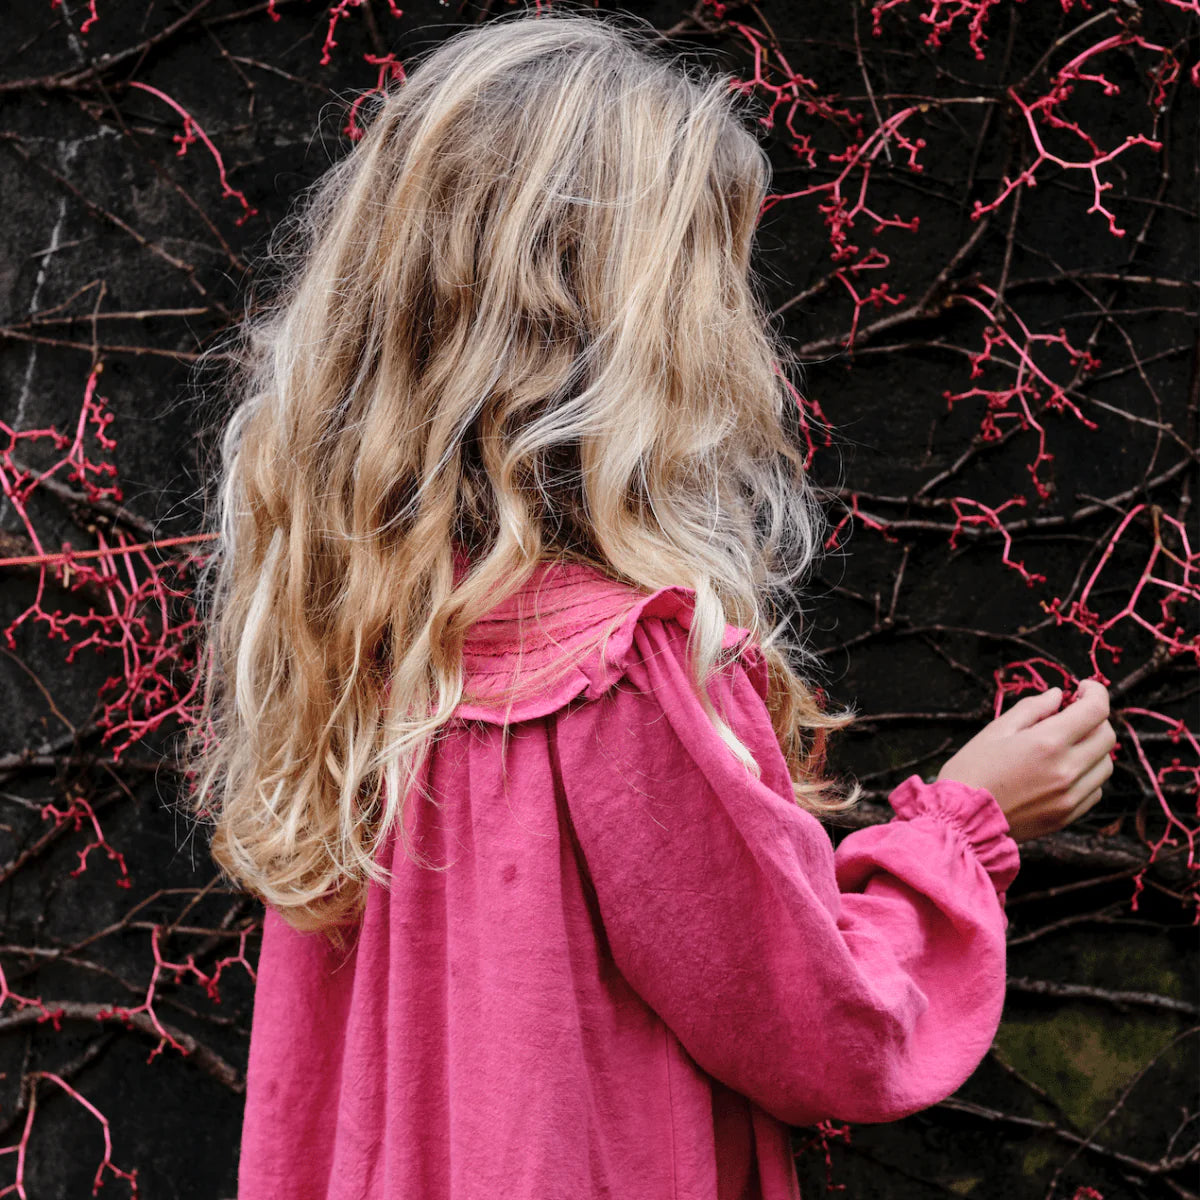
237,559,1019,1199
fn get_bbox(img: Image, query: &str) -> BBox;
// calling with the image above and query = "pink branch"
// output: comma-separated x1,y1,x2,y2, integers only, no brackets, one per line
126,82,258,226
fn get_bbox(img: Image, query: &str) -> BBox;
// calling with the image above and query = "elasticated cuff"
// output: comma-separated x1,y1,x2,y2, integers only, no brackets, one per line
887,773,1021,895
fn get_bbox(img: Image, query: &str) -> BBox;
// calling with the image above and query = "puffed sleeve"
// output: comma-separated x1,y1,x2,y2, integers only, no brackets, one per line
553,613,1020,1128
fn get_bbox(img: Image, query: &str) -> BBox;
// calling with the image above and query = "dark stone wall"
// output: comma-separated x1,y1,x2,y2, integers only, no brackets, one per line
0,1,1195,1196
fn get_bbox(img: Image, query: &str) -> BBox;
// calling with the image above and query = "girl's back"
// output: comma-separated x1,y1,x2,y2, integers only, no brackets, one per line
187,12,1113,1198
237,558,1017,1199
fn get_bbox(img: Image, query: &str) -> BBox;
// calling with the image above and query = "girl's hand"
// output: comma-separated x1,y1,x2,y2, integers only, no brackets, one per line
935,680,1117,844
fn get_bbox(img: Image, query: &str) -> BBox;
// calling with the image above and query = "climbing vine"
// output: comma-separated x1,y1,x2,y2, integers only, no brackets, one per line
0,0,1195,1195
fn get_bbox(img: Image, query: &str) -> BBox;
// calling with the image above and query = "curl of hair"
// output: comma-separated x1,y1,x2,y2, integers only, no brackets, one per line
183,8,862,940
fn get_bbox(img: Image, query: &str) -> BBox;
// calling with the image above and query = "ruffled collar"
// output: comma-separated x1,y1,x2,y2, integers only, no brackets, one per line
461,558,640,659
451,555,756,724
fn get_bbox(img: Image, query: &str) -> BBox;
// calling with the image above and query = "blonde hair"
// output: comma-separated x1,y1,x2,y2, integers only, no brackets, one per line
185,7,861,937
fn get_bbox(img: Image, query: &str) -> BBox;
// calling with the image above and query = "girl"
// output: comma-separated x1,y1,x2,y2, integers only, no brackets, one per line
187,10,1117,1199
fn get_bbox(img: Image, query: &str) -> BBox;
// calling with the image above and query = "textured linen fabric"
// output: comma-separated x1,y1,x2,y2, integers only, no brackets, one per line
237,560,1020,1200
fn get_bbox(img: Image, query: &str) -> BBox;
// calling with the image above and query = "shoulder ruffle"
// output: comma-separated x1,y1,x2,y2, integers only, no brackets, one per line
886,774,1021,895
452,579,765,725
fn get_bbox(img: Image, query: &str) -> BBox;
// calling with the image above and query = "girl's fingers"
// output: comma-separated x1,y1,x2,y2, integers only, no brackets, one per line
1065,785,1104,827
1042,681,1110,745
1062,754,1113,825
1068,720,1117,778
998,686,1062,731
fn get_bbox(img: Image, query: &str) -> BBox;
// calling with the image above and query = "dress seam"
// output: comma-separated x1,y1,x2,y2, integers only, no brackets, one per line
663,1023,679,1200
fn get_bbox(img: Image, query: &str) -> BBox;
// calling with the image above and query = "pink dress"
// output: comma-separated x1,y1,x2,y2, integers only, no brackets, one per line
237,559,1020,1199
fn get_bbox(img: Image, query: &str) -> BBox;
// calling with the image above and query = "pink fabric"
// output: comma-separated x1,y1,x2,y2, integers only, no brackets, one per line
237,560,1020,1199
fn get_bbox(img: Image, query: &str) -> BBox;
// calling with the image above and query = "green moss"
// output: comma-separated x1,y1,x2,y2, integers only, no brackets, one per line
946,1175,983,1195
1021,1145,1054,1179
1070,932,1187,1001
994,1006,1180,1129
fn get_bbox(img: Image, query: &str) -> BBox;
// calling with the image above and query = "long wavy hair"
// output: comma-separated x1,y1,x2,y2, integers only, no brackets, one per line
185,8,862,937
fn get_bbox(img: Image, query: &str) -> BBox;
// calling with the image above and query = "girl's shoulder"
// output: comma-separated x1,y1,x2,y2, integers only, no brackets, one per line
453,559,764,725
